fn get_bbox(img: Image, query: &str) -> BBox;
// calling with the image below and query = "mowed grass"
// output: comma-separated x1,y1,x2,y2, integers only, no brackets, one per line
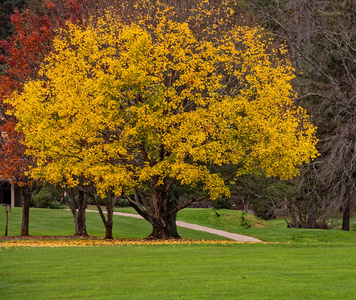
3,206,356,244
2,243,356,299
176,208,356,243
117,206,356,244
2,207,356,299
0,207,227,240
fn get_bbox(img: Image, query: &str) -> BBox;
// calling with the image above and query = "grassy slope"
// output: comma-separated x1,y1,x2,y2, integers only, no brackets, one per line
118,207,356,244
178,209,356,243
0,207,228,240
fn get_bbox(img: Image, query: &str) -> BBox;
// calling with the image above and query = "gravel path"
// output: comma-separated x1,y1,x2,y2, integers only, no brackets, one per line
87,210,261,242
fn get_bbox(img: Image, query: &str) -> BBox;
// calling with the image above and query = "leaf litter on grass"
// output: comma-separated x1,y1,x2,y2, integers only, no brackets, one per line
0,237,270,248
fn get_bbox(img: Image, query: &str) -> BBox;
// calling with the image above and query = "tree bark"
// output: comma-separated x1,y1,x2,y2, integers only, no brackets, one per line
149,211,180,239
20,183,41,236
67,189,79,234
147,194,180,239
69,205,79,235
86,191,114,239
104,192,115,239
76,190,88,236
21,190,30,236
342,200,351,231
66,188,88,236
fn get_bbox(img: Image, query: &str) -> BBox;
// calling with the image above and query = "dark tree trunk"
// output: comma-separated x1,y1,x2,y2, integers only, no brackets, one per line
76,190,88,236
20,183,41,236
68,205,79,235
87,191,115,239
67,189,79,234
149,211,180,239
128,179,182,239
342,200,351,231
306,208,319,229
21,191,30,236
67,188,88,236
104,223,113,239
104,192,115,239
148,195,180,239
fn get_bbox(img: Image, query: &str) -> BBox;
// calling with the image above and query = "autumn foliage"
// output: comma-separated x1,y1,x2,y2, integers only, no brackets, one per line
0,7,53,180
0,0,100,236
0,238,262,248
8,0,318,238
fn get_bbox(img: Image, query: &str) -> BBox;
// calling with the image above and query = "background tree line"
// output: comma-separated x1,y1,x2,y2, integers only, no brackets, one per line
234,0,356,230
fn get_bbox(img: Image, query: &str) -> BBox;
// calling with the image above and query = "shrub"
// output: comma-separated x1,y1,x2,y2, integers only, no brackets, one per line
32,186,64,209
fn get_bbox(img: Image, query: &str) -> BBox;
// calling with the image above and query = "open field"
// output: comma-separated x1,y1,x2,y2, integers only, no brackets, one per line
2,206,356,244
0,207,227,240
120,206,356,244
2,243,356,299
3,206,356,243
1,207,356,299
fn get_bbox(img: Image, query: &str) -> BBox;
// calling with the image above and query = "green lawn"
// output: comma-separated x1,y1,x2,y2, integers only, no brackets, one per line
2,206,356,243
177,208,356,243
118,207,356,244
2,243,356,299
1,207,356,299
0,206,230,240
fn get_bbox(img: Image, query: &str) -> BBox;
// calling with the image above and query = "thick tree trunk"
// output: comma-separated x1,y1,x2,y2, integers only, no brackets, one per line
104,192,115,239
67,188,88,236
104,223,113,239
21,193,30,236
76,190,88,236
149,212,180,239
147,195,180,239
129,183,181,239
342,200,351,231
20,183,41,236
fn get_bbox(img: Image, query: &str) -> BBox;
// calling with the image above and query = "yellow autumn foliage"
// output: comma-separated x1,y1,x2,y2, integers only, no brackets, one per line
0,238,265,248
9,1,318,200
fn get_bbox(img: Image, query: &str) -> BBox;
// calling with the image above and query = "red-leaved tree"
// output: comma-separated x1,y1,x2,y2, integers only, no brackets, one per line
0,0,98,236
0,7,53,236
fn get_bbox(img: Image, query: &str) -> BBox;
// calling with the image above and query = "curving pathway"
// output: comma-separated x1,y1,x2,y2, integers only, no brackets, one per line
86,210,261,242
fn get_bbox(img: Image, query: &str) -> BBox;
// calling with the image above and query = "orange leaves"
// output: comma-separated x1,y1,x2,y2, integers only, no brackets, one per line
44,0,55,10
0,8,53,185
4,8,53,79
0,1,100,186
0,238,260,248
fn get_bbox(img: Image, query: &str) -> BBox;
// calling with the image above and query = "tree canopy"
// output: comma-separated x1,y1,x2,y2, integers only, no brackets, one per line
9,1,318,238
0,0,100,236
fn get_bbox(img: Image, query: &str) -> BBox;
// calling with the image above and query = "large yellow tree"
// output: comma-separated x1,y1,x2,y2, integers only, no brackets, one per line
10,1,318,238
